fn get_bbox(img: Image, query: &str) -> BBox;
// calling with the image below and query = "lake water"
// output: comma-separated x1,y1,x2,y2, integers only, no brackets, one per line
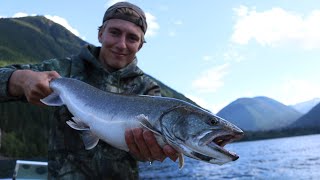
139,134,320,180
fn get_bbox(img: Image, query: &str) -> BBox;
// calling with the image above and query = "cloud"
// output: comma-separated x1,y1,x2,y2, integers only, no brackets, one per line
276,79,320,105
6,12,82,38
145,12,160,37
202,55,213,61
185,94,230,114
44,15,80,37
168,31,176,37
13,12,30,18
231,6,320,49
223,49,244,62
186,94,210,109
192,63,230,93
173,20,183,25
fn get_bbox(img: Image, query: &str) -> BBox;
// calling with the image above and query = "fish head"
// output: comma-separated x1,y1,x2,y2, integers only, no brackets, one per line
161,106,244,165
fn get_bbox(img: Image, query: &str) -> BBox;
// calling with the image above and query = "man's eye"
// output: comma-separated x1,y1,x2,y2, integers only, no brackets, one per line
128,36,139,42
110,30,120,36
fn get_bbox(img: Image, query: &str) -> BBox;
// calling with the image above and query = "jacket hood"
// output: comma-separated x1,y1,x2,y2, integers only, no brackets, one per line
78,44,144,79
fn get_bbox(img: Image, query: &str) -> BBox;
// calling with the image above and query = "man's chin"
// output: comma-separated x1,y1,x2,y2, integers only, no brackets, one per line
108,61,128,70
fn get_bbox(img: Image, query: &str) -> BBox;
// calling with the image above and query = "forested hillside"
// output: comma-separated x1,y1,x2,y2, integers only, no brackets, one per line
0,16,88,159
290,102,320,129
0,16,86,66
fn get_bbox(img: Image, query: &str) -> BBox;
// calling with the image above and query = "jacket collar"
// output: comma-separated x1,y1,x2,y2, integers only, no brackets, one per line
79,44,144,78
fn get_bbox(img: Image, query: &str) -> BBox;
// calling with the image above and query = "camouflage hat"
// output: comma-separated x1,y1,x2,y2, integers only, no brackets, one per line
102,2,147,34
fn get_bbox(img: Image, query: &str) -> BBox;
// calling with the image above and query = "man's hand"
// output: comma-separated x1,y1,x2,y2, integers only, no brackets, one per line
125,128,178,162
9,70,60,105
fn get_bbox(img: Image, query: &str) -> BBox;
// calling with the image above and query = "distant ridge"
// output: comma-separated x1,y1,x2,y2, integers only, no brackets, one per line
291,98,320,114
290,102,320,129
217,96,302,131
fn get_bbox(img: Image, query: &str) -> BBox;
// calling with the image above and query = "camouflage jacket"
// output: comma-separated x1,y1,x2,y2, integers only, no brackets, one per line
0,44,161,179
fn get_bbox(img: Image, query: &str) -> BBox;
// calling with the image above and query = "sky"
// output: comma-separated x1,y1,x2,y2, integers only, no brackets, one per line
1,0,320,113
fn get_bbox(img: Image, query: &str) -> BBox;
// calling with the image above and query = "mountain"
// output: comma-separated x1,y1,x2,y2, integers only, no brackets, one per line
217,96,302,131
0,16,197,159
0,16,87,66
290,98,320,114
289,102,320,129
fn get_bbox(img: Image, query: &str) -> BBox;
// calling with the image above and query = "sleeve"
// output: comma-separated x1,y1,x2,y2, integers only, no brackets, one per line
0,68,17,101
0,58,72,102
143,75,161,96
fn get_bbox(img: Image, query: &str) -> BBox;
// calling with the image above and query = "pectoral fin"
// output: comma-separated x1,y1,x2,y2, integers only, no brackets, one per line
136,114,161,136
66,117,99,150
81,131,99,150
40,92,64,106
66,117,89,130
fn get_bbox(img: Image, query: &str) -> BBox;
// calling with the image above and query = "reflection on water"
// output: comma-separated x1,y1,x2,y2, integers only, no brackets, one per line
139,134,320,179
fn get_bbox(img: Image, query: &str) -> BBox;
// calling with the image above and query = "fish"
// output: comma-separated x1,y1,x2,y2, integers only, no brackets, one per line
41,77,244,168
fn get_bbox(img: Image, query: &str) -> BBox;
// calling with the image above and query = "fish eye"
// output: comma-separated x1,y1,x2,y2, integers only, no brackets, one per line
210,118,218,125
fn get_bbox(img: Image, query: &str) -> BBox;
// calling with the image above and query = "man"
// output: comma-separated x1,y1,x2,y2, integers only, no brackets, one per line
0,2,177,179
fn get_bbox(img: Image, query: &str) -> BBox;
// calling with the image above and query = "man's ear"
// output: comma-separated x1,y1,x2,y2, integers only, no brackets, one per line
138,42,144,50
98,30,103,43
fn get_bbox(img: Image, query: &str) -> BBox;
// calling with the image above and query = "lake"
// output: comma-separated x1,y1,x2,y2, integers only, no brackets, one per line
139,134,320,180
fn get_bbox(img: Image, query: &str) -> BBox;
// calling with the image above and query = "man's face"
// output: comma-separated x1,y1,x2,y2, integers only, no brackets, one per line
98,19,144,70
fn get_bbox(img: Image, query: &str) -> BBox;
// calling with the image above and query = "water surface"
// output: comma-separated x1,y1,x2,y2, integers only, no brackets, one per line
139,134,320,179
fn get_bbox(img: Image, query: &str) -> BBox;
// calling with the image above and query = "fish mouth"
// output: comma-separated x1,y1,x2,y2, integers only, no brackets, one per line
211,134,240,160
199,131,244,161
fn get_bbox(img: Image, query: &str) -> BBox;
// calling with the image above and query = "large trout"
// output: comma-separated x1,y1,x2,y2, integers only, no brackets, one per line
41,77,244,168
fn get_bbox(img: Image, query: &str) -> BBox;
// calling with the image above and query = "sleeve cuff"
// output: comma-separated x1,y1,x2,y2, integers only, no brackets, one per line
0,68,22,101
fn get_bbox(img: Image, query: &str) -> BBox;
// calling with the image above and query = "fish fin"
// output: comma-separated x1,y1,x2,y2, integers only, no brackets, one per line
66,117,89,131
136,114,162,136
178,153,184,169
66,117,98,150
40,92,64,106
81,130,99,150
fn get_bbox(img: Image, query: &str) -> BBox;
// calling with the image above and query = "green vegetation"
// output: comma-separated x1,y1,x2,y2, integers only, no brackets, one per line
0,16,86,159
0,16,86,65
0,102,53,158
240,127,320,142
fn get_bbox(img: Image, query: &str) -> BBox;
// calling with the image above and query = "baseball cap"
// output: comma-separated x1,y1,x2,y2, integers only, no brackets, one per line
102,2,147,34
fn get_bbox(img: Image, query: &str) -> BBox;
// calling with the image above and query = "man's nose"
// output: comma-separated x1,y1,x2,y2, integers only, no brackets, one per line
116,36,127,49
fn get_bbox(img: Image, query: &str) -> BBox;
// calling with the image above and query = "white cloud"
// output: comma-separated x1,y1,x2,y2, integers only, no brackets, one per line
168,30,177,37
13,12,29,18
145,12,159,38
44,15,80,37
7,12,81,38
223,49,244,62
173,20,183,25
192,63,230,93
186,94,210,110
185,94,230,114
277,79,320,105
231,6,320,49
202,55,213,61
